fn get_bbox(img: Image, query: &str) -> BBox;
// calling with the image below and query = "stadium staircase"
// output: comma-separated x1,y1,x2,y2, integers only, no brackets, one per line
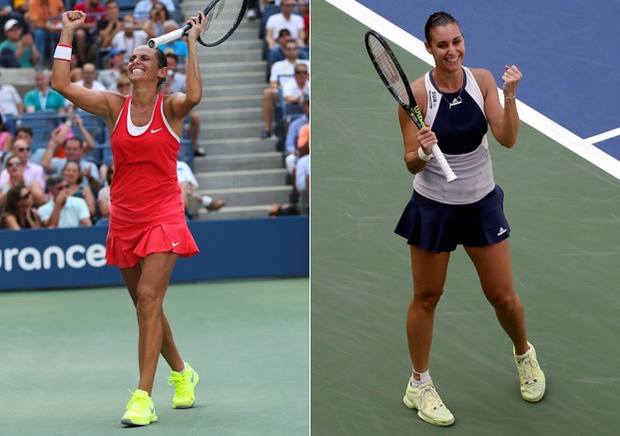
182,1,291,220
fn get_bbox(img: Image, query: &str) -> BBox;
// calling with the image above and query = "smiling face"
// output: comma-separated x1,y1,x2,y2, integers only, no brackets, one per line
425,23,465,73
127,45,167,88
63,161,81,185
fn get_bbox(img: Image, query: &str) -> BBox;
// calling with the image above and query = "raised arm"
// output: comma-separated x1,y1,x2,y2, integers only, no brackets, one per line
475,67,522,148
167,12,206,121
51,11,122,124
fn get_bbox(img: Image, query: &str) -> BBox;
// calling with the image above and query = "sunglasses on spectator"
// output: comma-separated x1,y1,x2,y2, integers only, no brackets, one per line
56,184,70,190
6,160,22,168
295,70,308,75
17,147,31,152
20,190,31,200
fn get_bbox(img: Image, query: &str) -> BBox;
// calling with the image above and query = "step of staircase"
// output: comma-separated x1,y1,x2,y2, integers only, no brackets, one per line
200,185,292,207
201,95,263,110
199,204,273,220
205,137,277,155
197,107,262,123
204,83,265,97
202,49,263,63
194,152,283,172
202,71,266,86
201,60,266,74
197,168,287,189
204,121,264,140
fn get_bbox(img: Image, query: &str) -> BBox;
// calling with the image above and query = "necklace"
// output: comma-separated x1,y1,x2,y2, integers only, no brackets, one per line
440,87,464,109
133,95,157,117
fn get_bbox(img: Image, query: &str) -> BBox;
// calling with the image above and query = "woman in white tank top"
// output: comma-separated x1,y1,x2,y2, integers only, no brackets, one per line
395,11,546,427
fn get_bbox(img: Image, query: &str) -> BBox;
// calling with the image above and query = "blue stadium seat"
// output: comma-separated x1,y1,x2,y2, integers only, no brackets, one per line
18,112,63,150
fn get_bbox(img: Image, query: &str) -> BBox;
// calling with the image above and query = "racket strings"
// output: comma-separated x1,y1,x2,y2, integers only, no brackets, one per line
367,37,409,105
201,0,245,45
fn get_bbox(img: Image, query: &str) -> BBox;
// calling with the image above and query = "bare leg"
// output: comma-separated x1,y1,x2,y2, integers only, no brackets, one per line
122,253,181,394
262,87,277,133
464,240,529,355
189,112,201,153
406,245,451,372
121,264,185,373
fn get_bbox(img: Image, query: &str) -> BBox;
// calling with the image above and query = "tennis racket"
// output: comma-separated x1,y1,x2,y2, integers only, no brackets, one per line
148,0,248,49
364,30,457,182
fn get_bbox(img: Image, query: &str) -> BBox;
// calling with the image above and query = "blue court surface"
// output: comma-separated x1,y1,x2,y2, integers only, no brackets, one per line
352,0,620,162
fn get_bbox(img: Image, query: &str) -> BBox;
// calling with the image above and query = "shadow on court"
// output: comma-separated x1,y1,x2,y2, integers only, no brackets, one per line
311,1,620,435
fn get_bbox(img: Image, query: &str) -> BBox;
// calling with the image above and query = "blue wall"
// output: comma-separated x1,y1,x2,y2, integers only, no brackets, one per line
0,217,308,291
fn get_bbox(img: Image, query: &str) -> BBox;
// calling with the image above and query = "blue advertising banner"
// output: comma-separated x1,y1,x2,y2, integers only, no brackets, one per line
0,217,308,291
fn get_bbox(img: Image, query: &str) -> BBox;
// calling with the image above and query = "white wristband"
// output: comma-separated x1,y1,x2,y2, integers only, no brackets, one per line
54,44,72,61
418,146,432,162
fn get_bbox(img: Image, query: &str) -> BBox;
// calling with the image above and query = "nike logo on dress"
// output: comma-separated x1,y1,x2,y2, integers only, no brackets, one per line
151,128,163,134
172,241,181,247
497,227,507,236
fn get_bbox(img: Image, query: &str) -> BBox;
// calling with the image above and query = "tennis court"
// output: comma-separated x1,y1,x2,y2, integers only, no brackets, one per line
312,1,620,434
0,278,308,436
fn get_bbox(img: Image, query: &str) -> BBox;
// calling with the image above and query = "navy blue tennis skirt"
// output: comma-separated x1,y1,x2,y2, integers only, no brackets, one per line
394,185,510,252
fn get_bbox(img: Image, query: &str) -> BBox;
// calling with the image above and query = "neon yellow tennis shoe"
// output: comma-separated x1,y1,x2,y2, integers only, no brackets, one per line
514,342,546,402
120,389,158,426
168,362,200,409
403,380,455,427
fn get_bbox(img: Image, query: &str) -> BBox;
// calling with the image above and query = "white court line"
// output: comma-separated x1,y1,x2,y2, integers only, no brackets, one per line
325,0,620,181
584,127,620,144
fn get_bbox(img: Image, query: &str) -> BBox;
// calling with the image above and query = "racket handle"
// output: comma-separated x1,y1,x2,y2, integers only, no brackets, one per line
431,143,458,182
148,26,189,48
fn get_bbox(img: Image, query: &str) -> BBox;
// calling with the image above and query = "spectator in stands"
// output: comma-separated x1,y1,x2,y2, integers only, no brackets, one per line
144,2,170,38
164,52,205,157
74,0,106,66
98,48,126,90
176,160,225,218
133,0,176,23
283,62,309,106
111,14,149,62
0,154,45,207
38,175,92,228
0,113,13,153
0,184,43,229
115,74,131,96
62,160,96,216
0,78,23,115
75,62,107,90
97,161,113,224
284,94,308,175
26,0,64,65
265,0,306,49
159,20,187,64
246,0,259,20
1,137,47,192
42,136,101,191
295,122,309,214
300,0,309,45
262,40,308,137
98,0,123,51
23,68,66,113
37,107,96,162
0,19,41,67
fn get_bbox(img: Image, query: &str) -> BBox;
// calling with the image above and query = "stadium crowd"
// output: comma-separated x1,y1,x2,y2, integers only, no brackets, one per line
0,0,309,229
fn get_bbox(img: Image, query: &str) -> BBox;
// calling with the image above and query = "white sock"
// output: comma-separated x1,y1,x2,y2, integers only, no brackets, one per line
201,195,213,207
410,369,431,386
515,347,531,361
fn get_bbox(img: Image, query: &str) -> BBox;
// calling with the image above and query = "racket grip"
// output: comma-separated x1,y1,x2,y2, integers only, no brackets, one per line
148,27,187,48
431,143,457,182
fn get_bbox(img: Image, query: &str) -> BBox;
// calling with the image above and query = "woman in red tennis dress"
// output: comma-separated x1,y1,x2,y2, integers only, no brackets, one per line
52,10,206,426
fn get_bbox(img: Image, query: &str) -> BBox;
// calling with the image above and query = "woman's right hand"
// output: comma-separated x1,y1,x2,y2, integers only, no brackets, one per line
62,10,87,31
416,126,437,156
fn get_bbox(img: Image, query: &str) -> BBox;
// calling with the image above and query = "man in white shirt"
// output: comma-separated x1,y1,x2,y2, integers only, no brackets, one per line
265,0,305,48
0,82,23,116
42,137,101,191
38,176,92,228
74,63,107,91
282,63,309,105
111,15,148,62
262,40,309,138
176,160,225,217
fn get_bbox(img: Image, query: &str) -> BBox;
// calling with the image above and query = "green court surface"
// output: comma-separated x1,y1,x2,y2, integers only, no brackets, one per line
312,1,620,435
0,278,308,436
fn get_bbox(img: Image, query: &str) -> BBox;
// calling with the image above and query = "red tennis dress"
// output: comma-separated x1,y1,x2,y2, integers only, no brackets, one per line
105,93,199,268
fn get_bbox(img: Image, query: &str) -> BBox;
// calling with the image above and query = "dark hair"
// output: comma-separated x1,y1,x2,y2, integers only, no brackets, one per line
64,137,84,148
278,28,291,38
4,184,26,216
155,48,167,89
15,126,33,138
424,11,460,43
152,2,170,21
47,175,64,191
165,52,178,63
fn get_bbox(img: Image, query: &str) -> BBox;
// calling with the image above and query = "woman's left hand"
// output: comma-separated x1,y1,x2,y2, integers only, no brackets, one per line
502,65,522,97
186,11,207,42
